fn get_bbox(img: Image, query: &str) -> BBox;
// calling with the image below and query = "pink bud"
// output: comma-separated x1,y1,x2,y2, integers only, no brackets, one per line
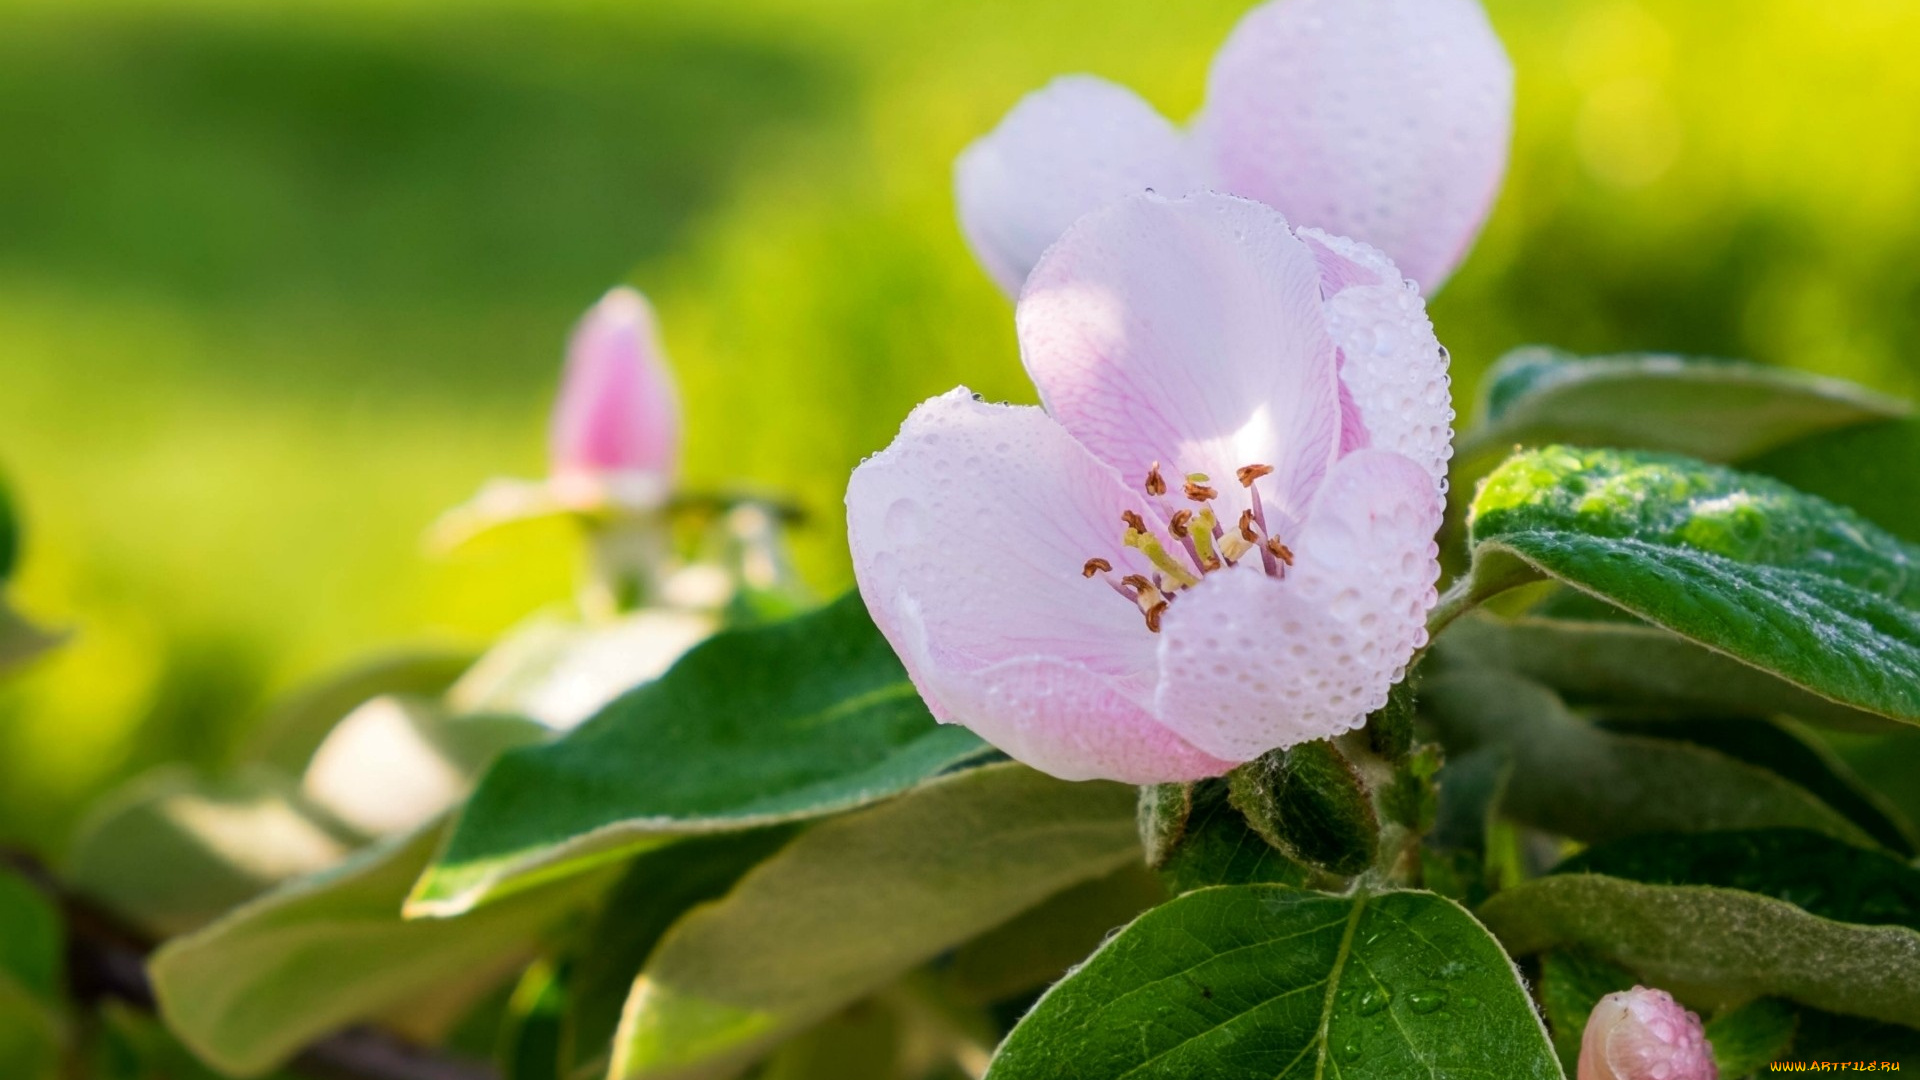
550,287,681,481
1578,987,1718,1080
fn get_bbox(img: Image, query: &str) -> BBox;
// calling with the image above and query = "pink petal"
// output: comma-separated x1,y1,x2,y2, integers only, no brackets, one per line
1152,449,1441,761
1017,192,1342,535
1317,260,1455,488
1579,988,1718,1080
550,287,682,479
847,388,1160,684
956,76,1200,298
1194,0,1514,291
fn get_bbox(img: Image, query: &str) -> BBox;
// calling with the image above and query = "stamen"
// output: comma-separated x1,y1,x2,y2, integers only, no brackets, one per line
1220,533,1255,562
1237,463,1274,487
1168,509,1193,538
1121,509,1149,534
1082,557,1113,578
1144,600,1169,633
1145,463,1167,497
1190,509,1223,571
1237,509,1259,543
1121,574,1154,594
1124,527,1201,588
1184,479,1218,503
1266,538,1295,566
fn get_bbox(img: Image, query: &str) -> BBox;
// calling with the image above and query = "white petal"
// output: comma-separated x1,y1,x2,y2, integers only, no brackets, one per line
1017,192,1342,533
847,388,1160,685
1321,271,1455,488
1152,449,1441,761
956,76,1200,297
1195,0,1514,290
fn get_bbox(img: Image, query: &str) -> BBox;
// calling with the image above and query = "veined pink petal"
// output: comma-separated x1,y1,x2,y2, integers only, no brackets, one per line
1017,192,1342,535
1578,988,1718,1080
956,76,1200,298
1195,0,1514,291
1152,449,1440,761
550,287,682,479
847,388,1160,684
1309,232,1455,486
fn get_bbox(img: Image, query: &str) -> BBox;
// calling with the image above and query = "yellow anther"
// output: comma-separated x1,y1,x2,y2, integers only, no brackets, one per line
1220,533,1254,563
1190,509,1222,571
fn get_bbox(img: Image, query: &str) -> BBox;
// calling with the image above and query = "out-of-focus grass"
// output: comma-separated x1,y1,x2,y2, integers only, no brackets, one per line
0,0,1915,851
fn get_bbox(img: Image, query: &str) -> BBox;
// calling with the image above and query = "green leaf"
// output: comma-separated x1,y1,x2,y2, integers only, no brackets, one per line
942,863,1166,1007
411,593,992,916
243,651,477,773
149,822,615,1077
565,828,802,1070
1422,747,1512,907
1437,609,1898,732
1155,779,1311,895
0,868,65,1080
1596,716,1919,855
66,766,360,937
608,763,1138,1080
0,601,58,677
1478,876,1920,1025
1704,998,1798,1079
1227,739,1379,877
1554,829,1920,932
1747,418,1920,544
1789,1008,1920,1064
1421,672,1877,847
1460,347,1905,472
1465,447,1920,726
447,609,719,732
1537,949,1635,1075
0,470,18,582
500,959,568,1080
984,884,1561,1079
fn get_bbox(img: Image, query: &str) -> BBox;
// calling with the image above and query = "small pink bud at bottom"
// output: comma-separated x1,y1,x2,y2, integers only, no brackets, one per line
1578,987,1717,1080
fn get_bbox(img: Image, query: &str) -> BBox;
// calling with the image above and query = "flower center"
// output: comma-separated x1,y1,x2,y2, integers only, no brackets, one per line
1082,461,1295,633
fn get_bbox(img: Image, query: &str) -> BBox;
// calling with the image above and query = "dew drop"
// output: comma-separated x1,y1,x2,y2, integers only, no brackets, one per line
1357,987,1392,1016
1408,989,1447,1015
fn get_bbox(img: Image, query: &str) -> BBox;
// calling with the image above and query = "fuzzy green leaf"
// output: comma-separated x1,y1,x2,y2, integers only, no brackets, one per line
1227,740,1379,877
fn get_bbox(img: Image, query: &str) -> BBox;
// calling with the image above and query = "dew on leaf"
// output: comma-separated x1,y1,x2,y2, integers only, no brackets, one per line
1408,988,1448,1014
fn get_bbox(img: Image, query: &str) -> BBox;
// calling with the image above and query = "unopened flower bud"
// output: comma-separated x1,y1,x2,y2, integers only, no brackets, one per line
550,286,681,482
1578,987,1717,1080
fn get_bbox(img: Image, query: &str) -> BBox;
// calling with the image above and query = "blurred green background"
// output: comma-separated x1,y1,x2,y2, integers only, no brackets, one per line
1,0,1916,853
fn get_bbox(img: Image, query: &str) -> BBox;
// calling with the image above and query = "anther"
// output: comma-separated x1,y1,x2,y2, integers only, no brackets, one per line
1124,528,1201,589
1237,509,1259,543
1145,463,1166,497
1184,480,1218,503
1237,463,1274,487
1266,538,1295,566
1121,574,1155,594
1191,509,1223,571
1082,557,1113,578
1121,509,1148,534
1144,601,1169,633
1168,509,1193,538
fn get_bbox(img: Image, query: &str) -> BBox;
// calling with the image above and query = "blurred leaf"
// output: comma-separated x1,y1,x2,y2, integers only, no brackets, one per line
448,609,718,733
0,601,59,678
1789,1008,1920,1064
1747,419,1920,544
0,868,64,1080
608,763,1138,1080
66,765,358,937
1596,716,1919,855
1459,347,1905,474
245,650,476,773
1422,746,1512,907
985,885,1560,1079
1537,949,1635,1075
1436,610,1898,732
1704,998,1798,1079
411,593,993,917
501,959,568,1080
942,863,1165,1008
1465,447,1920,727
300,696,546,838
1422,671,1876,847
1226,740,1378,877
1155,779,1310,895
149,821,614,1077
750,1001,904,1080
566,829,802,1071
0,470,15,582
1481,873,1920,1026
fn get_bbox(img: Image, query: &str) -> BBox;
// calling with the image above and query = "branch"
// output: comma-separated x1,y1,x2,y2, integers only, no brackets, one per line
2,848,499,1080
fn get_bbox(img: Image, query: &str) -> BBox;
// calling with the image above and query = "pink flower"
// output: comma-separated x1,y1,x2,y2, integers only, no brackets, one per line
956,0,1513,296
550,286,682,484
846,192,1447,783
1579,988,1719,1080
